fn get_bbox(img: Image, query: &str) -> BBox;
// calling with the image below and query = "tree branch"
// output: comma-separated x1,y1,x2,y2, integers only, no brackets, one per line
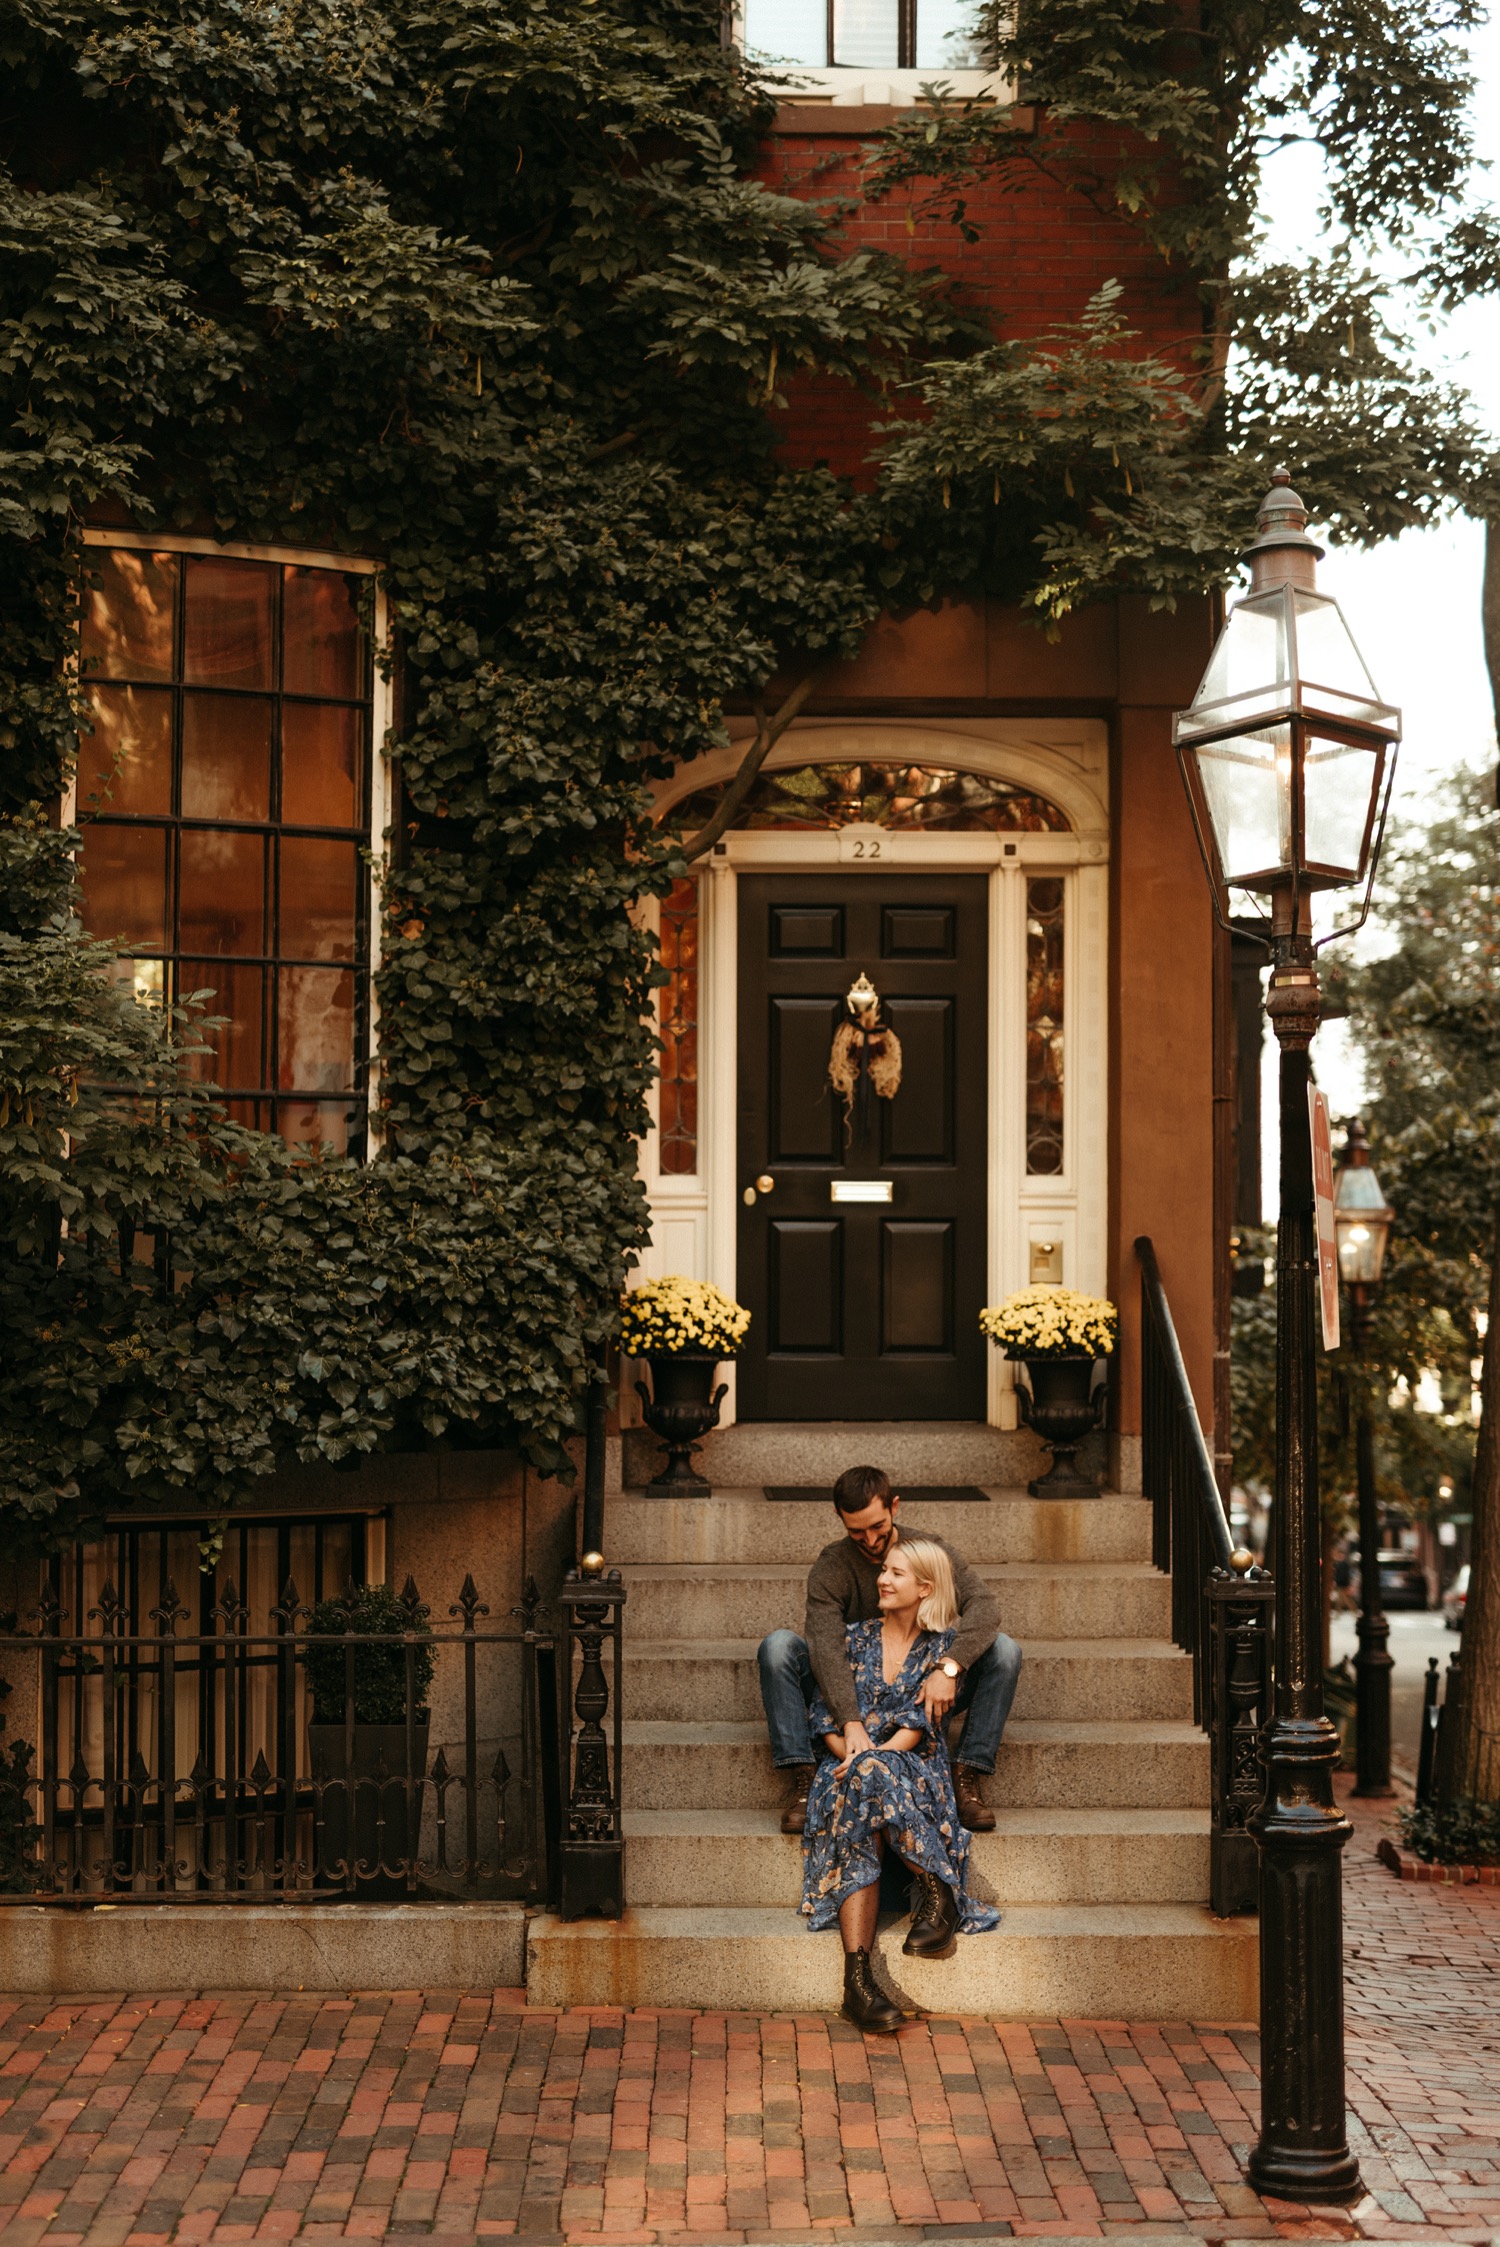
679,665,829,861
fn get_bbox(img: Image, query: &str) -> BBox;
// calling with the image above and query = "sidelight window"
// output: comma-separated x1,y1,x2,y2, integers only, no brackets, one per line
76,543,375,1154
657,877,700,1176
741,0,983,68
1025,875,1064,1175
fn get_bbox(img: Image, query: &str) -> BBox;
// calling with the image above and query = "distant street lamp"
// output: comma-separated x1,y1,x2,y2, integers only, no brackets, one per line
1175,470,1401,2206
1333,1117,1396,1799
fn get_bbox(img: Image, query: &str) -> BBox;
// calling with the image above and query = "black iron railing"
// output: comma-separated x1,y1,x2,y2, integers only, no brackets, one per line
1137,1235,1272,1916
0,1561,628,1914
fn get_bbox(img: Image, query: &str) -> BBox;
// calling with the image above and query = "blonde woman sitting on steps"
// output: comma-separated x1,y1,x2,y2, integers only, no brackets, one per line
799,1536,1001,2034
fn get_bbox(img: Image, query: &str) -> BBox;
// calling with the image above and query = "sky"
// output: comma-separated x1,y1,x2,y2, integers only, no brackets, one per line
1250,16,1500,1205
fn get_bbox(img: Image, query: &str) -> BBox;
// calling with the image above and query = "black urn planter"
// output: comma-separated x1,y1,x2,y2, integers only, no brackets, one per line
635,1354,729,1496
309,1722,430,1896
1015,1353,1108,1498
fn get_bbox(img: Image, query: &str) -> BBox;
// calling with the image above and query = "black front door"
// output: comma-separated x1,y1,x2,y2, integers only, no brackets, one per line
736,872,988,1420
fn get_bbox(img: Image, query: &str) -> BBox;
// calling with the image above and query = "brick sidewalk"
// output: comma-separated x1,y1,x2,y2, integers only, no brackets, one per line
0,1780,1497,2246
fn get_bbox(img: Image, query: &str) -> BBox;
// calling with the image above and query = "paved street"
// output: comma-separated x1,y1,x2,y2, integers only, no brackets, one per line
0,1778,1496,2247
1329,1607,1455,1774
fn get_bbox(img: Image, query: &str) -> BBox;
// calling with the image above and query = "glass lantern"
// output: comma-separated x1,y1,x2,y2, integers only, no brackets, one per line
1173,479,1401,937
1333,1125,1394,1290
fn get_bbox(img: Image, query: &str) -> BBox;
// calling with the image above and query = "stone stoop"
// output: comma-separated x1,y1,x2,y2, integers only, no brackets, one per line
527,1484,1259,2020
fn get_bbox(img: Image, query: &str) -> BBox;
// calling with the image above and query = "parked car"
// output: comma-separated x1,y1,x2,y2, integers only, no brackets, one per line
1376,1552,1429,1610
1443,1563,1471,1632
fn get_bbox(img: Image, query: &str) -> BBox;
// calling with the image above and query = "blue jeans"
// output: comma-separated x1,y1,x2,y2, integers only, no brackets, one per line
757,1627,1023,1774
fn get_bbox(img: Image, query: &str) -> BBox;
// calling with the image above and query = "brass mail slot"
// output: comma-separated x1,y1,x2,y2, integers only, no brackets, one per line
831,1180,893,1204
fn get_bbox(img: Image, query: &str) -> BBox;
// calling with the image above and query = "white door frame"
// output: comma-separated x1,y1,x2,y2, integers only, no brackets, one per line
637,718,1110,1427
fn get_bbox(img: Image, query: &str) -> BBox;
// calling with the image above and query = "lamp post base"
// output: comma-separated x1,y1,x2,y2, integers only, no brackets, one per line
1246,2141,1364,2206
1247,1714,1361,2205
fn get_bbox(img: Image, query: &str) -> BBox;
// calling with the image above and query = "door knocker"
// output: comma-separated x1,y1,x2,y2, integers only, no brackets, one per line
828,971,902,1144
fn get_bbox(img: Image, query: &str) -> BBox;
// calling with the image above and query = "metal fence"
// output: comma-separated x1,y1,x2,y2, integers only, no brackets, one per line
0,1557,627,1915
1137,1235,1273,1916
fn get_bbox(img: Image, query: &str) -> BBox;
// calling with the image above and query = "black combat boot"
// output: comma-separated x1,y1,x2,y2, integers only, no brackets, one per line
841,1948,903,2033
902,1866,960,1959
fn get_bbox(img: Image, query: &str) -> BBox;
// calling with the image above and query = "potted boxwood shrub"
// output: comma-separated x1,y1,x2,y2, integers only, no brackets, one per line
621,1275,750,1496
303,1583,436,1895
980,1287,1118,1497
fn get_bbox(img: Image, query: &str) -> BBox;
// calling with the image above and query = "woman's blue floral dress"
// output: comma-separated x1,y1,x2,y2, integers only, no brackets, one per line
800,1619,1002,1935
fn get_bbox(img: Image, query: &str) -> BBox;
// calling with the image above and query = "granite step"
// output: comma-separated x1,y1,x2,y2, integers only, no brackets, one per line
605,1490,1153,1568
617,1562,1172,1643
526,1901,1256,2020
621,1806,1211,1907
621,1636,1195,1725
618,1719,1210,1812
619,1420,1064,1494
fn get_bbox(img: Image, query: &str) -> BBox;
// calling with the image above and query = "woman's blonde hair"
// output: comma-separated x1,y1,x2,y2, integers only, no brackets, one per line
894,1536,958,1633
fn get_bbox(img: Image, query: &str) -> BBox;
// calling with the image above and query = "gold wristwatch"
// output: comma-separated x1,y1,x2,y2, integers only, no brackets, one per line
940,1658,962,1680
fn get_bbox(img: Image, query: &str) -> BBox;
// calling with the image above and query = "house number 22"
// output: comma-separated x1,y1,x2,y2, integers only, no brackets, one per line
839,824,889,864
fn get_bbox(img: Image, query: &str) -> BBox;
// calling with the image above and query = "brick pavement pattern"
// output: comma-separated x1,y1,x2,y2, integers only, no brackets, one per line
0,1783,1496,2246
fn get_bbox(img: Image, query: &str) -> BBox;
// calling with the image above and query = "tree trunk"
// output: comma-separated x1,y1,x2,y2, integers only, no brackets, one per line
1483,517,1500,813
1437,1208,1500,1806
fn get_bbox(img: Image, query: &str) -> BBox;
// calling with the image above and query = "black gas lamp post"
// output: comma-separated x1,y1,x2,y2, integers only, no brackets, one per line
1174,470,1400,2205
1333,1118,1396,1797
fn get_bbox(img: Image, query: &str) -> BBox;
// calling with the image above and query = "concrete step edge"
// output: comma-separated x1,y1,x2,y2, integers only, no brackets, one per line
529,1902,1248,1940
620,1717,1206,1746
622,1806,1211,1836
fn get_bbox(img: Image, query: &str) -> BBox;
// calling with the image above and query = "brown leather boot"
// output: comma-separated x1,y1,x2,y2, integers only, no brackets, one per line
841,1947,903,2033
779,1768,813,1834
955,1766,995,1832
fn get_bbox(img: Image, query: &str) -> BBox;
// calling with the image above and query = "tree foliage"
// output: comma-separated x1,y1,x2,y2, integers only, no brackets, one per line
864,0,1497,599
1338,769,1500,1804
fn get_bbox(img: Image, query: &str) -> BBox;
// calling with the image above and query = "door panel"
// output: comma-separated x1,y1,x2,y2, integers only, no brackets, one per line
770,999,844,1162
882,1222,953,1352
770,1220,843,1351
879,997,952,1163
737,872,987,1420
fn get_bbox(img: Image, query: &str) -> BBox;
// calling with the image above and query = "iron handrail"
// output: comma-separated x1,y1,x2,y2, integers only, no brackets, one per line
1135,1234,1269,1916
1135,1234,1234,1574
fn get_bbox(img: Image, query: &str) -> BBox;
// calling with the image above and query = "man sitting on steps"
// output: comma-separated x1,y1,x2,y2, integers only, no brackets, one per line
758,1464,1023,1837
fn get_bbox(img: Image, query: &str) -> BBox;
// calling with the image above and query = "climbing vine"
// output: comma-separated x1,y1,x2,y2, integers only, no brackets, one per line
2,0,1494,1536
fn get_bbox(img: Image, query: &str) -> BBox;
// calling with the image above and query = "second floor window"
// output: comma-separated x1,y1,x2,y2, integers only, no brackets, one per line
742,0,982,71
77,543,374,1155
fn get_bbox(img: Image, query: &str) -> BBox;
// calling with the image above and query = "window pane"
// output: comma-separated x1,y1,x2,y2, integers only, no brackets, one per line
277,1097,354,1155
1025,876,1064,1176
110,957,166,1006
277,967,355,1090
81,550,176,683
183,557,275,689
282,569,363,700
282,703,360,829
279,837,358,961
742,0,827,63
179,962,265,1090
832,0,898,65
181,693,273,822
178,829,266,956
79,687,173,818
915,0,982,66
79,825,168,950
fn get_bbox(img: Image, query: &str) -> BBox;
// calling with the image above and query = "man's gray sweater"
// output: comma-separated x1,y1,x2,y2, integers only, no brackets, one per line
803,1525,1002,1727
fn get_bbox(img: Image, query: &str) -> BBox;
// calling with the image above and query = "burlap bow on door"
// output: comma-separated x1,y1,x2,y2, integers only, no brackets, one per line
828,971,903,1144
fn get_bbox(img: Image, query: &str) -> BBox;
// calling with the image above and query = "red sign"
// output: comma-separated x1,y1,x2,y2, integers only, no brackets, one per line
1309,1087,1340,1351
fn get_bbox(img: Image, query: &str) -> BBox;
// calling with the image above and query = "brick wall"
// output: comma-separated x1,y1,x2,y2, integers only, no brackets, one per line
761,111,1200,481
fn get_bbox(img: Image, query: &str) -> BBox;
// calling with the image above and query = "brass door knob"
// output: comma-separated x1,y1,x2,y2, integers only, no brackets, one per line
755,1174,775,1195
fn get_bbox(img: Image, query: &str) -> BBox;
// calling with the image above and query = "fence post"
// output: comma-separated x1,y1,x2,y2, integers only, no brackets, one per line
1207,1553,1274,1916
558,1556,625,1920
